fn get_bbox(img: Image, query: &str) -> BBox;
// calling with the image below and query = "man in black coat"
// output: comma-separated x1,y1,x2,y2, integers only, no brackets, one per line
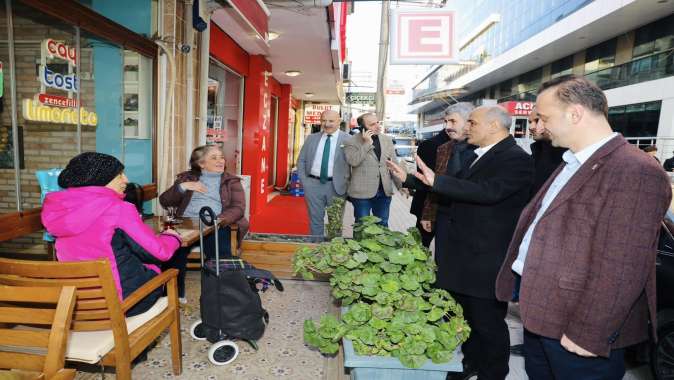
410,124,449,246
389,105,534,380
410,102,475,247
528,106,565,196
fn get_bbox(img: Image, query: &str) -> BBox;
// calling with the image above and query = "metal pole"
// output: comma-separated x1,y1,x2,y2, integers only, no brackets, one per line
374,0,389,122
6,0,21,211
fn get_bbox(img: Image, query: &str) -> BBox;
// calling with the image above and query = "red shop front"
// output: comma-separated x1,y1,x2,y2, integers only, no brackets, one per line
209,21,293,224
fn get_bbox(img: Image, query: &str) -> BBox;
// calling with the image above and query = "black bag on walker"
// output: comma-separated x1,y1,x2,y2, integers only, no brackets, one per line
200,260,268,341
196,206,281,343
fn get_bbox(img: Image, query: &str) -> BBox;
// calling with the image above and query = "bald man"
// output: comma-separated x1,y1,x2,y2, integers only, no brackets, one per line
296,110,350,238
388,105,534,380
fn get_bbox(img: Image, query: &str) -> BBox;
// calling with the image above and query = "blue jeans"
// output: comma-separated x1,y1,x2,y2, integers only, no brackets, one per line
350,188,392,227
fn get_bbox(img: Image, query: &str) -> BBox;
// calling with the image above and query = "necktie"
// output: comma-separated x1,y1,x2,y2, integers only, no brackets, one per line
320,134,332,184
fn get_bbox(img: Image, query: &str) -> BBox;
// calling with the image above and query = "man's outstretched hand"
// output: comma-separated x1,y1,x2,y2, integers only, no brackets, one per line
386,159,408,183
414,155,435,187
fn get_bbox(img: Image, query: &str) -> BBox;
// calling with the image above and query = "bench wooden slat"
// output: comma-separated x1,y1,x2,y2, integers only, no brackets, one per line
0,329,50,348
0,307,55,325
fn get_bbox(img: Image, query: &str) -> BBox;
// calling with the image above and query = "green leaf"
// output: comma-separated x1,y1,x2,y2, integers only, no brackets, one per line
376,234,398,246
387,249,415,265
427,307,445,322
348,303,373,323
364,225,386,235
372,303,394,320
399,273,420,291
381,262,402,273
346,239,361,250
353,250,369,263
380,279,400,293
366,251,385,263
360,239,383,252
399,354,427,369
368,317,387,330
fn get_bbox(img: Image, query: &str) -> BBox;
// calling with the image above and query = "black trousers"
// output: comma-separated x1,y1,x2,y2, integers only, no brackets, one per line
523,329,625,380
415,218,435,248
450,291,510,380
162,226,232,297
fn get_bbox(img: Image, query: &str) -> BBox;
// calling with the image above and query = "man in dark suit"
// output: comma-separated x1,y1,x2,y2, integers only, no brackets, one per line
388,105,534,380
495,75,672,379
411,102,474,247
529,105,565,196
410,126,448,246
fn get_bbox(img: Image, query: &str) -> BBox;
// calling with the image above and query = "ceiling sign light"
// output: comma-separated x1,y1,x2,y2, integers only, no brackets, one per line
268,31,280,41
285,70,302,77
304,92,315,97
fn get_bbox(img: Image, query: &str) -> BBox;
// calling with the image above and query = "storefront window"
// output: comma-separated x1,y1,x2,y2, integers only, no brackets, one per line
585,38,616,73
0,0,157,256
550,55,574,79
633,14,674,59
207,60,243,175
4,3,83,213
608,101,661,139
516,68,542,94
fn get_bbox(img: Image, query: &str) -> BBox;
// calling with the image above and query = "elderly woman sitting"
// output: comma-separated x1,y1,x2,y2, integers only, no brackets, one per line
41,152,182,317
159,144,249,302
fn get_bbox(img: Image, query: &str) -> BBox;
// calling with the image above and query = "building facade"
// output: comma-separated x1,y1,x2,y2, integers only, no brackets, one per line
411,0,674,157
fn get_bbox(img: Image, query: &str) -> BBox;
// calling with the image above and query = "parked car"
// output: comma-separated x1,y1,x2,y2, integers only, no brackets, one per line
651,214,674,379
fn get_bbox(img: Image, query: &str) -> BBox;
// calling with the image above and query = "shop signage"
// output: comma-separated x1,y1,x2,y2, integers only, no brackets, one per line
42,39,77,65
39,66,78,92
22,99,97,126
304,104,340,124
346,92,376,105
38,93,78,108
500,101,535,116
390,9,457,65
386,88,405,95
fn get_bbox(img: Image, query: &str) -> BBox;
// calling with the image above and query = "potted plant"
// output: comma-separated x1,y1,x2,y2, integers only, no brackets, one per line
293,216,469,378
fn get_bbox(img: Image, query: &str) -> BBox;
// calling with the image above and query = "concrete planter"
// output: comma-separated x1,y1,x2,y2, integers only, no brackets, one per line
342,337,463,380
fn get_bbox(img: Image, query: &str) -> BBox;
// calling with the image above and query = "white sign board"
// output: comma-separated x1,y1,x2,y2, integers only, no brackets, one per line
304,104,341,124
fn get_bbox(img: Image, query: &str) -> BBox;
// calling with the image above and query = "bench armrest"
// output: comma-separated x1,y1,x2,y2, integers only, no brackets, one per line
120,269,178,313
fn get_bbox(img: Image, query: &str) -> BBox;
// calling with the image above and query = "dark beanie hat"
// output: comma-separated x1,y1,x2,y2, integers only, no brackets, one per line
58,152,124,188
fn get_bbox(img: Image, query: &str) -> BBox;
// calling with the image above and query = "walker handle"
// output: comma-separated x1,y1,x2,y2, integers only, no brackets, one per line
199,206,216,226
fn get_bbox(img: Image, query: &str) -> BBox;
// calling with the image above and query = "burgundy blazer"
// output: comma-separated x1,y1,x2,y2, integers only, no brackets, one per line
495,135,672,357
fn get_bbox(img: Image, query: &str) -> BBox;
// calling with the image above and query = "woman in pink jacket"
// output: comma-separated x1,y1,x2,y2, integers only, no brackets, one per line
41,152,182,316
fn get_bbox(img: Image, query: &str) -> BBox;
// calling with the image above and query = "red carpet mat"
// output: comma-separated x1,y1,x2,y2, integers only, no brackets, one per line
249,195,310,235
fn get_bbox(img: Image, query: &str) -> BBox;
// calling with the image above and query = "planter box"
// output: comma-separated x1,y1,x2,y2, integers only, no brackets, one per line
343,338,463,380
240,233,320,279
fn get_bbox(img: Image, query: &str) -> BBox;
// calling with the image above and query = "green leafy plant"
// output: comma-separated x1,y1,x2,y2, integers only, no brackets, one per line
293,216,470,368
325,196,346,240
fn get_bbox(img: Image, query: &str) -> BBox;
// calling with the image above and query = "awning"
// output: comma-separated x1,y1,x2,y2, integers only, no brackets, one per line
407,99,446,115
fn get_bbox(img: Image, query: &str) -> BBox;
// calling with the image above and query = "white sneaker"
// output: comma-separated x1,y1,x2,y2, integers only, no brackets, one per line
179,297,188,304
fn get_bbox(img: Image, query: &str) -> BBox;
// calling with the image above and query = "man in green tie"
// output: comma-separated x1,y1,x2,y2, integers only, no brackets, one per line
296,110,350,238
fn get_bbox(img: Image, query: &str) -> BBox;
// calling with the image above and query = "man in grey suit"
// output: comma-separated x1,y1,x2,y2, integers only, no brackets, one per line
343,112,399,226
297,110,350,238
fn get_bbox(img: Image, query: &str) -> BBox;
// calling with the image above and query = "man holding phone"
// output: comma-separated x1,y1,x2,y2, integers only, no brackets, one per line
343,112,400,226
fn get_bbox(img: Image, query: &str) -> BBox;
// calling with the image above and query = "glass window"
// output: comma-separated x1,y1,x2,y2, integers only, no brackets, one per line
517,68,543,94
633,14,674,58
550,55,574,78
585,38,616,73
499,79,513,97
207,60,243,175
608,101,661,138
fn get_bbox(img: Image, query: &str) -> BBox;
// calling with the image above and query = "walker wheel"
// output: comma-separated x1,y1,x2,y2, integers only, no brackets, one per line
189,320,207,341
208,340,239,366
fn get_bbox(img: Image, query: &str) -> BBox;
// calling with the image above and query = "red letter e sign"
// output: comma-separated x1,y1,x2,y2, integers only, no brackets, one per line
390,9,456,65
